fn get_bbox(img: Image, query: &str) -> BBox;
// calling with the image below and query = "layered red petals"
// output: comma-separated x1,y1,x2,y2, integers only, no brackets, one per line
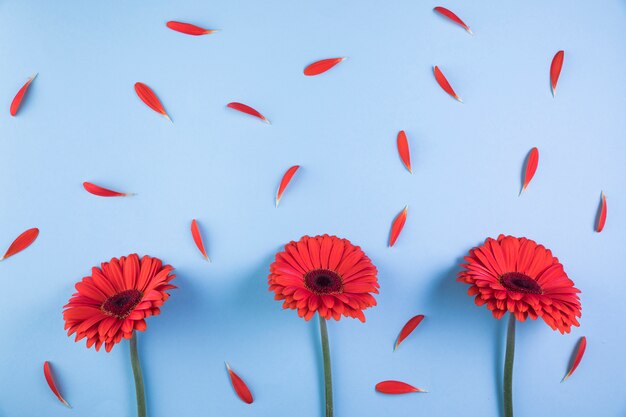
458,235,581,334
63,254,176,352
268,235,379,322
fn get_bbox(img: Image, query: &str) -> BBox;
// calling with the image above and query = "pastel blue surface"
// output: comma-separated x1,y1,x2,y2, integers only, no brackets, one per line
0,0,625,416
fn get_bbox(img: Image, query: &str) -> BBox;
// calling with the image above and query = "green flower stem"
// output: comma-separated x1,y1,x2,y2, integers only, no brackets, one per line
130,332,147,417
504,313,516,417
318,314,333,417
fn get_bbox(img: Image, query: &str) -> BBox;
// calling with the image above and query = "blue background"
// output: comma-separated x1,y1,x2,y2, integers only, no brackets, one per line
0,0,624,416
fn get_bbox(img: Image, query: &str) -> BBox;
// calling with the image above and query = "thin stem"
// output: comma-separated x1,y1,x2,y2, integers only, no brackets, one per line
503,313,516,417
130,332,147,417
318,314,333,417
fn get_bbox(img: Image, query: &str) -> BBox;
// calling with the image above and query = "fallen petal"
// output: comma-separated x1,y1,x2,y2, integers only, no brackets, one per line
166,21,216,36
596,192,607,233
433,66,462,102
10,74,38,116
44,361,72,408
226,363,253,404
276,165,300,207
134,82,172,121
227,102,270,124
304,58,346,76
562,336,586,382
433,7,472,34
191,219,210,261
389,206,408,247
83,182,133,197
1,228,39,261
394,314,425,351
397,131,412,173
376,380,426,394
550,51,565,97
520,147,539,194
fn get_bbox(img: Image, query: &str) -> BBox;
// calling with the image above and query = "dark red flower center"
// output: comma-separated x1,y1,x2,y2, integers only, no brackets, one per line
500,272,543,294
304,269,343,295
101,289,142,319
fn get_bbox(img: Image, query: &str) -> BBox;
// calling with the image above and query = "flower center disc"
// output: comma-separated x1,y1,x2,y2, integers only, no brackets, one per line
101,289,142,319
500,272,542,294
304,269,343,295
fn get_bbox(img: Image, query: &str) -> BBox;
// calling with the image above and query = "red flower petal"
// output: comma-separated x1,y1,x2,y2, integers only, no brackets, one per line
83,182,132,197
520,147,539,194
10,74,37,116
433,66,462,102
226,363,253,404
397,131,412,173
227,102,270,124
303,58,346,76
433,7,472,34
550,51,565,97
44,361,71,408
191,219,210,261
394,314,424,351
389,206,408,247
276,165,300,207
134,82,172,121
596,192,607,233
562,336,586,382
1,227,39,261
375,380,426,394
166,21,216,36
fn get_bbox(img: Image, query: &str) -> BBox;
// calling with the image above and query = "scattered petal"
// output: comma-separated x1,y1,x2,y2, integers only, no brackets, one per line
134,82,172,121
433,66,462,102
376,380,426,394
520,147,539,194
550,51,565,97
397,131,412,173
227,102,270,124
44,361,72,408
433,7,472,34
191,219,210,261
303,58,346,76
83,182,133,197
166,21,216,36
394,314,425,351
226,363,253,404
596,192,607,233
10,74,38,116
1,227,39,261
389,206,408,247
562,336,586,382
276,165,300,207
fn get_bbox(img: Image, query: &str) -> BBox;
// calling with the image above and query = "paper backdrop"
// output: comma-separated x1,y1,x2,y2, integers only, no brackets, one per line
0,0,624,416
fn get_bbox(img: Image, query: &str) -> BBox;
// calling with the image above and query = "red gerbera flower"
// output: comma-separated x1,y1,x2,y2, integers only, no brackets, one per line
270,235,379,417
269,235,379,322
458,235,581,334
63,254,176,352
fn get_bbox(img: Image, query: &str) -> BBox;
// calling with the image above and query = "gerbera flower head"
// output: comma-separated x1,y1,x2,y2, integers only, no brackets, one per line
458,235,581,333
269,235,379,322
63,254,176,352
